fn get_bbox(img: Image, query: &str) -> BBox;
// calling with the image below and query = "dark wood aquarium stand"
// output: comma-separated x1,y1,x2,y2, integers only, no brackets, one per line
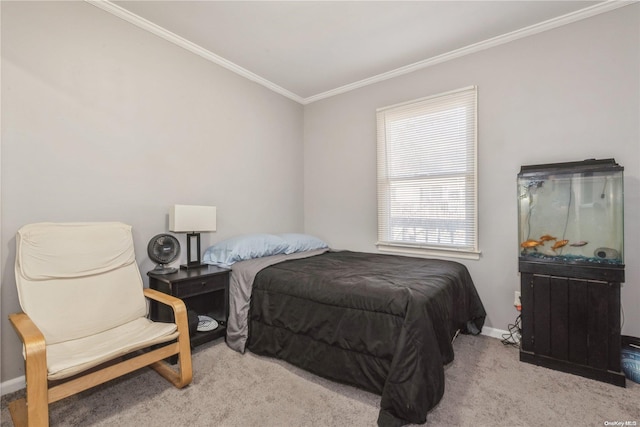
148,266,231,357
519,259,626,386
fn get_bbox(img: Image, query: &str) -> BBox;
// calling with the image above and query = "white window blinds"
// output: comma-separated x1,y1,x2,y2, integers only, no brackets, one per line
376,86,478,258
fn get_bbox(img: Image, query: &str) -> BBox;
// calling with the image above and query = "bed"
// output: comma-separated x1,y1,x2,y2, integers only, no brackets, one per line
203,234,486,427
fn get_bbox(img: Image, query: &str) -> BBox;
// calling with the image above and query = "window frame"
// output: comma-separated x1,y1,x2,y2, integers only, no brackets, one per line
375,85,480,260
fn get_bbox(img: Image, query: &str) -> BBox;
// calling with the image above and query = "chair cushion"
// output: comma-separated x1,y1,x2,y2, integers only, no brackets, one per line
15,222,148,345
17,222,136,280
46,317,179,381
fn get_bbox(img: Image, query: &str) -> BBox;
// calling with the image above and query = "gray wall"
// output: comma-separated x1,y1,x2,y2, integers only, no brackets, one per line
1,2,303,384
304,5,640,337
2,1,639,389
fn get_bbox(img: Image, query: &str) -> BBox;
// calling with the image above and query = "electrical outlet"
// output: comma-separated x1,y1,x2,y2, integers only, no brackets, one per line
514,291,521,311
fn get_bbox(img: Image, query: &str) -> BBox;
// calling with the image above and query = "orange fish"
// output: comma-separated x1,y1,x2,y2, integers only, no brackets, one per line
539,234,557,242
552,239,569,251
521,239,542,248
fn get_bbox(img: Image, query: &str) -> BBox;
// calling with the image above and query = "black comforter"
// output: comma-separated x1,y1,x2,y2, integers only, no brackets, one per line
247,251,486,426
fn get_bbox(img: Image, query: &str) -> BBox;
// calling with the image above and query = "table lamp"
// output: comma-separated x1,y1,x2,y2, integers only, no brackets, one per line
169,204,217,270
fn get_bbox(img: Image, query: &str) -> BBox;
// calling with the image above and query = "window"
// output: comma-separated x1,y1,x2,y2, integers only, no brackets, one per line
376,86,479,259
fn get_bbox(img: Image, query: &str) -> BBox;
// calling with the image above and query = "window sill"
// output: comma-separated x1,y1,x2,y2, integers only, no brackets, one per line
376,243,481,261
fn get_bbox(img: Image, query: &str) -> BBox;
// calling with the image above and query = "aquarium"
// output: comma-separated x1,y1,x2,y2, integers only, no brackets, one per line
517,158,624,266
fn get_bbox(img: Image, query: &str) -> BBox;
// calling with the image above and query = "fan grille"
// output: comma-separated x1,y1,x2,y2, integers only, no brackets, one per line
147,234,180,264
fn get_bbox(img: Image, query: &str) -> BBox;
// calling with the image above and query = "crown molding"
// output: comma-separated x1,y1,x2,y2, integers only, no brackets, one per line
86,0,635,106
85,0,305,104
303,0,636,104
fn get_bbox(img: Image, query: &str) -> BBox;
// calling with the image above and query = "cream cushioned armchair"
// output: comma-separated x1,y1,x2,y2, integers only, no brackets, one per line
8,222,192,427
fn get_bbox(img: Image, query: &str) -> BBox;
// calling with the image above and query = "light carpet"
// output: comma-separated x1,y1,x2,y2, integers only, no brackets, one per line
2,334,638,426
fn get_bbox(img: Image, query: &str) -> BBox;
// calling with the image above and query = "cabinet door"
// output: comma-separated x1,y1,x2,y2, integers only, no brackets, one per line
527,274,569,358
567,279,588,365
520,272,534,352
522,273,621,371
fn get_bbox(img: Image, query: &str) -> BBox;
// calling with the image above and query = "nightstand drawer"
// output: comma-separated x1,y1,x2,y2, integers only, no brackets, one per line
175,274,227,298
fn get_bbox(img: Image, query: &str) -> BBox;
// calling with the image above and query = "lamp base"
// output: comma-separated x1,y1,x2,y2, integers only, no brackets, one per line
181,232,207,271
179,262,209,270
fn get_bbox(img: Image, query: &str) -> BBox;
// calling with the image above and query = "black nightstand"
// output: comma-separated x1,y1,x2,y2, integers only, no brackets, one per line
148,265,231,349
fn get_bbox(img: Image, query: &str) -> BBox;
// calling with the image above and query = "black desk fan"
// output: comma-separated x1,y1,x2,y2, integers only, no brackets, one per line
147,234,180,274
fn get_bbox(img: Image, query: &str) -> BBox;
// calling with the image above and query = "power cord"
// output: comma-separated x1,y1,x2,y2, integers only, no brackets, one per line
501,314,521,348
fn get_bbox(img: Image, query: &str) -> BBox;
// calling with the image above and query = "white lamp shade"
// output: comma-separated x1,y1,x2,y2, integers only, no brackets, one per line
169,205,217,233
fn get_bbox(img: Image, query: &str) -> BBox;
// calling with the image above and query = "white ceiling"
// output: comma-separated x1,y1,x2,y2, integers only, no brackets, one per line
99,1,625,104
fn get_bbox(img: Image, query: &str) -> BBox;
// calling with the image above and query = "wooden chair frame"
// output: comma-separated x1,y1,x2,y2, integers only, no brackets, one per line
8,288,193,427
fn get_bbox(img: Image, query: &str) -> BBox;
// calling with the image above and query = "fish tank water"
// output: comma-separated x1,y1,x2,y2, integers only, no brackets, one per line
517,158,624,266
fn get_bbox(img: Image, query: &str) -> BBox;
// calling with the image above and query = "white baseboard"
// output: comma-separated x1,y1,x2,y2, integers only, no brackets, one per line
481,326,508,340
1,375,25,397
1,326,510,397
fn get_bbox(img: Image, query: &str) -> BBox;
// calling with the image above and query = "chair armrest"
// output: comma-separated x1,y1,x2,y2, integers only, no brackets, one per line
9,312,49,418
143,289,193,387
143,288,189,334
143,288,187,314
9,312,47,358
